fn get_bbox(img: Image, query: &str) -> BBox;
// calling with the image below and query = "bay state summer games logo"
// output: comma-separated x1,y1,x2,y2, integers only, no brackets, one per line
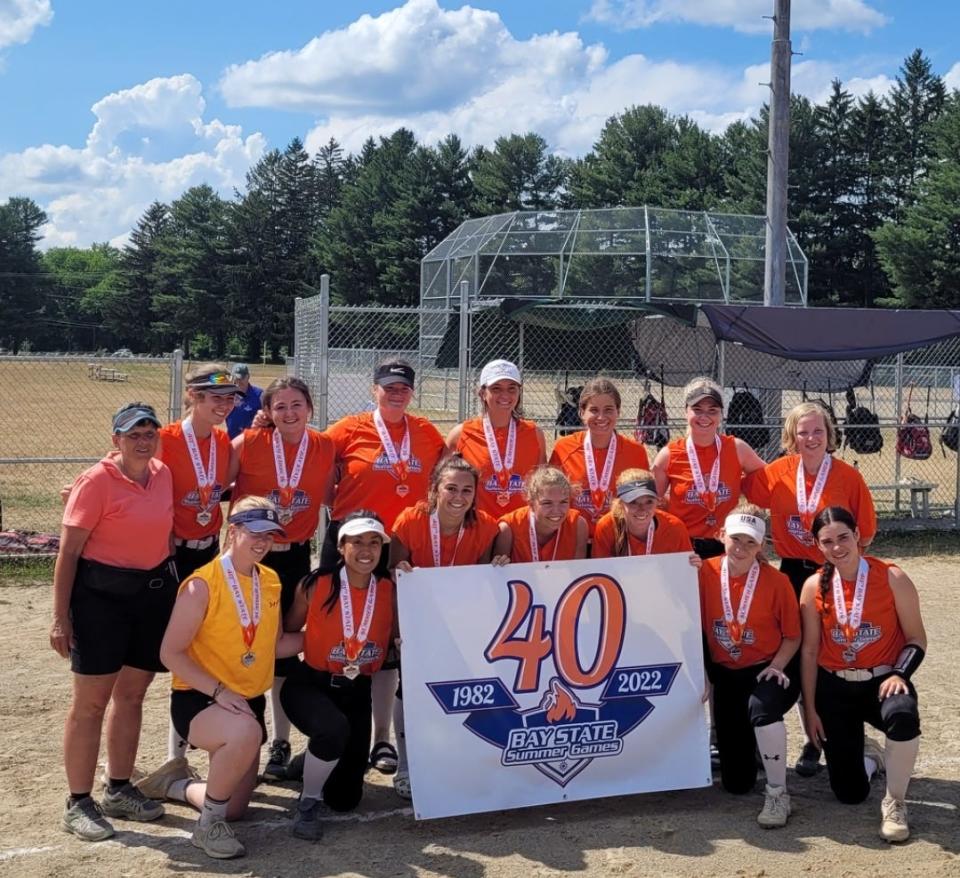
426,573,681,787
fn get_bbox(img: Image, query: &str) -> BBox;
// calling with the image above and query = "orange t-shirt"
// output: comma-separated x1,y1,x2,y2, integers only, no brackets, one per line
665,434,742,539
303,574,394,676
814,557,905,670
63,454,173,568
497,506,584,563
159,421,232,540
700,557,801,669
326,412,445,531
591,510,693,558
742,454,877,563
456,417,542,517
393,504,500,567
549,431,650,535
232,427,334,544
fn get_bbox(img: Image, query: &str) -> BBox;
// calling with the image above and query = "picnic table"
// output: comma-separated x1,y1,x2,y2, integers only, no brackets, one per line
87,364,129,382
868,479,938,518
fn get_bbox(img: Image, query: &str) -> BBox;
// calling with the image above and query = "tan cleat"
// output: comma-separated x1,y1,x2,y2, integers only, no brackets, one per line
757,784,791,828
135,756,199,800
880,794,910,843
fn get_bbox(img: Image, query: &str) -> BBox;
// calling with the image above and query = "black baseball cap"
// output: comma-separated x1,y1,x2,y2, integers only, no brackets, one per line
374,362,415,389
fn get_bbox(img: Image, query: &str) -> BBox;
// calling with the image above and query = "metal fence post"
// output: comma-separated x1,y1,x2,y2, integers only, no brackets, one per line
318,274,330,430
169,348,184,423
457,280,470,421
893,352,903,513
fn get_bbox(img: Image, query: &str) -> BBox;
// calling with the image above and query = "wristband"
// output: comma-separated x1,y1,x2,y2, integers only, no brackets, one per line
893,644,925,680
212,681,225,700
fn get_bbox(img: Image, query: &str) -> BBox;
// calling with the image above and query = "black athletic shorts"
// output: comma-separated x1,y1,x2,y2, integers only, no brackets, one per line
171,689,268,747
69,560,178,675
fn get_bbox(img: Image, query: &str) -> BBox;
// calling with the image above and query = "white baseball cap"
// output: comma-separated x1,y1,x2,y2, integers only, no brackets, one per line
480,359,522,386
338,517,390,542
724,512,766,543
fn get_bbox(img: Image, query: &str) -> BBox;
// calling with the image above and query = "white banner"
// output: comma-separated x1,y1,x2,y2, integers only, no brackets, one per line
397,553,711,819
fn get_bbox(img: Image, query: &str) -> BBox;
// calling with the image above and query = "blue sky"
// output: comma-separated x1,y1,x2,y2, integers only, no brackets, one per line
1,0,957,247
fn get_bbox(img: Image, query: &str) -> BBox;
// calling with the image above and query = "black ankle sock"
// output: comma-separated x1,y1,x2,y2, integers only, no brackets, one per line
69,792,92,806
107,777,130,792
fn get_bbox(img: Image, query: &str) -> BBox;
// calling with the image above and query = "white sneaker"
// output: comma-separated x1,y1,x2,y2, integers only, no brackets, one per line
880,794,909,843
757,784,791,828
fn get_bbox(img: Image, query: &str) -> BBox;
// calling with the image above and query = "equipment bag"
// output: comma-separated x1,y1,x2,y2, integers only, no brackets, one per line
726,388,770,452
554,374,583,437
896,385,932,460
843,386,883,455
940,409,959,454
635,368,670,449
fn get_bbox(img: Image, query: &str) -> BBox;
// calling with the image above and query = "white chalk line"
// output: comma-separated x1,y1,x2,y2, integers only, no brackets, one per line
0,845,59,861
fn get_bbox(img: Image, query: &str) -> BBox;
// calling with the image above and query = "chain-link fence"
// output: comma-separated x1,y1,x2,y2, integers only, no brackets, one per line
296,285,960,528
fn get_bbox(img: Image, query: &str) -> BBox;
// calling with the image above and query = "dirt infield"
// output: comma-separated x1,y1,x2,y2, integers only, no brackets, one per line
2,549,959,878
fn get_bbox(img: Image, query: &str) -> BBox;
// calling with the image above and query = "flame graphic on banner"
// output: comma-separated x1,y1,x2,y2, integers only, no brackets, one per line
541,678,578,723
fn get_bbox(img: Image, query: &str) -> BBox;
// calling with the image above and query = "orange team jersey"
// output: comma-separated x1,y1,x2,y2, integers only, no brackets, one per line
393,503,500,567
498,506,584,563
232,427,334,544
815,556,905,671
665,434,742,539
303,574,394,676
325,412,445,531
742,454,877,563
549,431,650,536
591,510,692,558
456,417,542,517
700,557,801,669
159,421,232,540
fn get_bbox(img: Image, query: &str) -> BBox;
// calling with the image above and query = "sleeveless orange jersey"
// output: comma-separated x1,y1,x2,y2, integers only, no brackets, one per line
456,417,542,517
232,427,334,544
549,431,650,536
815,557,905,670
159,421,232,540
699,556,800,669
665,434,742,539
742,454,877,563
498,506,584,563
302,573,394,676
172,557,282,698
326,412,445,531
393,503,499,567
591,509,693,558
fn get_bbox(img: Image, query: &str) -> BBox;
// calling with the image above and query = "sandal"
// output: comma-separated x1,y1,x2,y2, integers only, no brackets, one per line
393,770,412,800
370,741,398,775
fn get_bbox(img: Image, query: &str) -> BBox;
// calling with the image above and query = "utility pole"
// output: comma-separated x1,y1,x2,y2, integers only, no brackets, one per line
763,0,791,306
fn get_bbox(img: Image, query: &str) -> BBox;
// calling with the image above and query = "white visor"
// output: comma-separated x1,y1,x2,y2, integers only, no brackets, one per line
479,359,522,387
338,517,390,543
724,512,765,543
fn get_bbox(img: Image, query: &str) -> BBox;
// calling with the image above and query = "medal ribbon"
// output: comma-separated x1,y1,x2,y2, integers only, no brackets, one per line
272,428,309,508
528,511,561,563
220,553,260,650
584,431,617,511
796,454,832,534
686,435,721,512
482,415,516,490
339,567,377,662
373,410,411,481
429,512,465,568
182,417,216,509
833,557,869,644
720,558,760,646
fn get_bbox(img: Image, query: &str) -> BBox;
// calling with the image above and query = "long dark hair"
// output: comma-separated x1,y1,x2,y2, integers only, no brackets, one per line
427,454,479,527
300,509,390,612
811,506,859,612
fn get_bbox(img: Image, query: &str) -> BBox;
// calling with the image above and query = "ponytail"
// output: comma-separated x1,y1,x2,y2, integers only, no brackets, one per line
611,500,630,557
818,561,835,616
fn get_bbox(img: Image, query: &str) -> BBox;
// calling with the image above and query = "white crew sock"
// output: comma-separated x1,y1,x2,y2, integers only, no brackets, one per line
393,697,408,774
754,720,788,789
302,752,338,800
269,679,291,743
168,720,189,760
371,668,398,743
864,755,879,782
885,737,920,801
166,778,196,802
199,794,228,828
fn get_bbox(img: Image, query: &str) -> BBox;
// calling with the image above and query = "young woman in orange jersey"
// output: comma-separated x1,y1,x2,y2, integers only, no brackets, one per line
390,455,503,799
280,512,395,841
493,466,588,563
592,469,695,560
800,507,926,843
549,378,649,538
652,377,765,559
229,377,335,780
743,401,876,778
446,359,546,517
699,508,801,828
157,497,302,860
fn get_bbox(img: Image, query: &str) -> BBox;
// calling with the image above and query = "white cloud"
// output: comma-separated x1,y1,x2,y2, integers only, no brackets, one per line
945,62,960,92
0,73,266,247
0,0,52,50
586,0,888,35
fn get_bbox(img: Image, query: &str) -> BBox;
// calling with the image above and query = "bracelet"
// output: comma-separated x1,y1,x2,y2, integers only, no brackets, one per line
211,681,225,700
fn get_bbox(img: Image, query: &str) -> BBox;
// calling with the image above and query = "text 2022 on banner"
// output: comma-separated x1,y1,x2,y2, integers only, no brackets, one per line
397,553,711,819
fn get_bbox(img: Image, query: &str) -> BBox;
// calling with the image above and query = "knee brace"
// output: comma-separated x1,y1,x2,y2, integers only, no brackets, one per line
881,693,921,742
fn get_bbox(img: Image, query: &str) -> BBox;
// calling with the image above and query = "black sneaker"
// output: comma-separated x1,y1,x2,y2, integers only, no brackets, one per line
263,739,291,781
794,741,822,777
292,796,324,841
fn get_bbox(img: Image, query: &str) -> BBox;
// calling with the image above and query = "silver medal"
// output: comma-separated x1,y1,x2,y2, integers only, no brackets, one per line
241,651,256,667
342,662,360,680
196,509,212,526
278,508,293,525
